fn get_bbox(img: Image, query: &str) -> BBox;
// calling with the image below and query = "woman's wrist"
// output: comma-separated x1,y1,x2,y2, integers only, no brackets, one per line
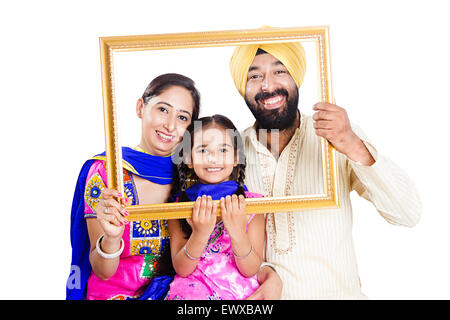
99,234,123,255
90,235,123,280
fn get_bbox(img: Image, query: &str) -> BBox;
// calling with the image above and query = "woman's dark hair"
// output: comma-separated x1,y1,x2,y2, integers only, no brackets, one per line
171,114,247,238
142,73,201,122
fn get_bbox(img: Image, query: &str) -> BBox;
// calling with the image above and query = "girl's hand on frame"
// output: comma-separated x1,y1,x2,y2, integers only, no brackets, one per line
96,188,130,240
220,194,247,241
187,195,217,240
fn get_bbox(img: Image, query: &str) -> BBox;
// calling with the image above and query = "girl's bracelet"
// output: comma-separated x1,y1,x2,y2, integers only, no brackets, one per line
96,235,124,259
183,244,201,261
233,244,253,260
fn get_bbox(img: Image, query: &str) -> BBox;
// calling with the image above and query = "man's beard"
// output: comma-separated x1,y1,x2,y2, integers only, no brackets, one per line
245,88,299,131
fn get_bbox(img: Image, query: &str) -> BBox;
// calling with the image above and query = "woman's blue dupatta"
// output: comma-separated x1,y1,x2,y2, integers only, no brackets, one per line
66,147,174,300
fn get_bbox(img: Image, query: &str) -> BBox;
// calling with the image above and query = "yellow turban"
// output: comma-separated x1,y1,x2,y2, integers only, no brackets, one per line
229,42,307,97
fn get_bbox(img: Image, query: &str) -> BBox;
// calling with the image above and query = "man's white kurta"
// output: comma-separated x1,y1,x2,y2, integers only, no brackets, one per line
242,113,421,299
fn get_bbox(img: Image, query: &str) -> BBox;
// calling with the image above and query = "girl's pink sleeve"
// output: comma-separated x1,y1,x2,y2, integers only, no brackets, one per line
244,191,264,199
83,160,108,218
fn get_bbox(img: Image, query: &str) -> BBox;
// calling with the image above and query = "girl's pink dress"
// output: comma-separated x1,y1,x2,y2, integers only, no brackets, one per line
167,191,261,300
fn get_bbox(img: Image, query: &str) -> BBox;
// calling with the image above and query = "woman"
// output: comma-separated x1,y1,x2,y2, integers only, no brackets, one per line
67,73,200,300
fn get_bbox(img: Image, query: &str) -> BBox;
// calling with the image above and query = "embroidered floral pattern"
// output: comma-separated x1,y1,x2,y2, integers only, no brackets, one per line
260,125,303,255
205,222,224,255
133,220,160,238
141,254,160,279
84,173,105,213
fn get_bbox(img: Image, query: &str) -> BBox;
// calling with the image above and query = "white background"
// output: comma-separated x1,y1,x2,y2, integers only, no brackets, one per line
113,41,319,144
0,0,449,299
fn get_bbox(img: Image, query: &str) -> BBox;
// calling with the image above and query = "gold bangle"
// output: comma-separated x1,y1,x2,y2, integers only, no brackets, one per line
233,244,253,260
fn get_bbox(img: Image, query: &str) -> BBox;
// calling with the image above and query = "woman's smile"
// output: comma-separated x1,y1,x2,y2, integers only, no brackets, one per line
138,86,194,156
155,130,175,143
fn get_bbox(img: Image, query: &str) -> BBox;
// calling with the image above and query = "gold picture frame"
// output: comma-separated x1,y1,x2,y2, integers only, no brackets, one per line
99,25,339,221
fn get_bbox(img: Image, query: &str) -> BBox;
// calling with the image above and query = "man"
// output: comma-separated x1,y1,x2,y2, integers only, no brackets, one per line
230,42,421,299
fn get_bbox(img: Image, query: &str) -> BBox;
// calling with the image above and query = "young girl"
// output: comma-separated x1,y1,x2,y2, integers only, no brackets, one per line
166,114,265,300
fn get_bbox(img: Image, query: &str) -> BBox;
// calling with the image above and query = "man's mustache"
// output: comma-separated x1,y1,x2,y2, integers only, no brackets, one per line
254,88,289,103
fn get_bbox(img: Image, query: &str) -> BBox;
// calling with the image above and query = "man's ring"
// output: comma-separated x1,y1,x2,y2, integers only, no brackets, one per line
104,207,109,214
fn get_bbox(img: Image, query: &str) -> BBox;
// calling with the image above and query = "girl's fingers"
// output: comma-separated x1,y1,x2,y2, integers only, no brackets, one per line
231,194,240,213
199,195,212,219
193,196,207,224
201,196,213,223
238,195,246,211
191,196,216,232
193,196,201,214
206,196,213,215
225,195,233,215
209,198,217,221
198,195,206,219
220,197,227,217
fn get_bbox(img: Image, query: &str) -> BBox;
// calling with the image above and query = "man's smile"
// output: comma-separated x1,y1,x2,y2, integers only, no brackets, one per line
255,88,289,111
261,94,286,110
